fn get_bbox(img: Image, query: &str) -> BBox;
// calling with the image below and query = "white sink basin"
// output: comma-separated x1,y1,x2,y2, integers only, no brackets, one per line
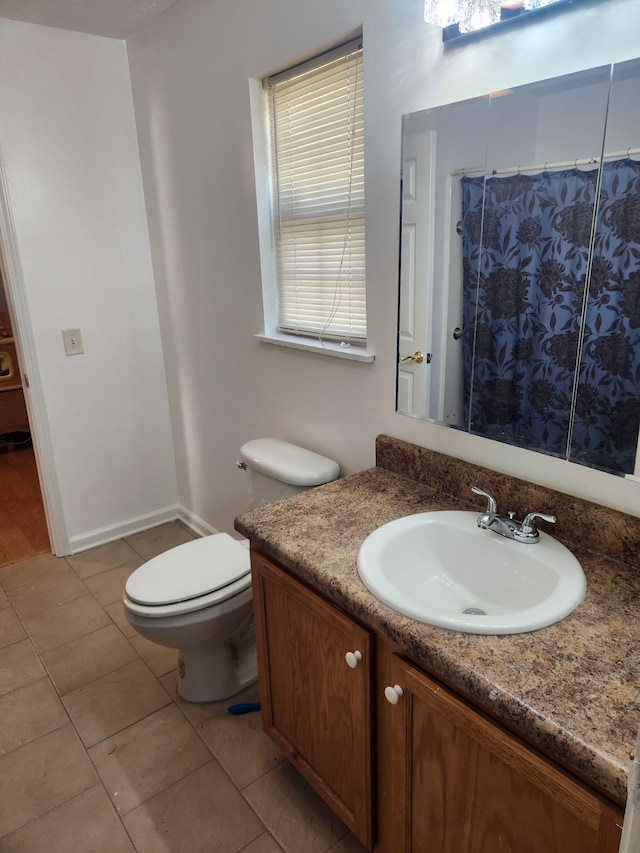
357,511,586,634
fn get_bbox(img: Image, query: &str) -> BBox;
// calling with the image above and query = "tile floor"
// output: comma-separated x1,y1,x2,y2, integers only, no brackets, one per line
0,522,367,853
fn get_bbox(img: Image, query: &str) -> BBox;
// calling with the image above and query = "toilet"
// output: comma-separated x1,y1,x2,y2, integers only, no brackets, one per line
123,438,339,703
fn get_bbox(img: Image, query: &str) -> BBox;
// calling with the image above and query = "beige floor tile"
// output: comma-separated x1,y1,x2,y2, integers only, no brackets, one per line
0,552,66,592
124,521,196,561
0,606,26,647
9,567,89,619
24,594,112,654
90,704,212,814
198,702,283,789
42,624,138,695
63,659,171,747
0,724,98,837
0,677,68,755
159,673,260,726
328,834,368,852
85,560,142,607
123,761,264,853
0,639,46,696
241,834,284,853
0,785,135,853
106,600,137,637
159,668,181,701
0,542,357,852
244,761,349,853
129,633,178,677
66,539,141,579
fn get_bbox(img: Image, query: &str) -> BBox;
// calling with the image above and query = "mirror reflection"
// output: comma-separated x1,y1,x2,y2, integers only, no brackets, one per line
570,58,640,473
397,59,640,476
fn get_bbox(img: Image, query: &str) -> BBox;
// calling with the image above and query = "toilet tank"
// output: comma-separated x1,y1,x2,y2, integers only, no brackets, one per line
239,438,340,507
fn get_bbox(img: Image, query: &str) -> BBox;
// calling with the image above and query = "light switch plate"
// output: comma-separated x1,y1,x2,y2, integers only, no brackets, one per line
62,328,84,356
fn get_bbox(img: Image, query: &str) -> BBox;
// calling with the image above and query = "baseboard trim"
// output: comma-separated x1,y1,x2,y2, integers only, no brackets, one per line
177,507,220,538
67,505,182,554
66,504,226,555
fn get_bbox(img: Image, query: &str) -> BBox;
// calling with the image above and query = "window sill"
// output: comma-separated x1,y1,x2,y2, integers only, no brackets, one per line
255,333,376,363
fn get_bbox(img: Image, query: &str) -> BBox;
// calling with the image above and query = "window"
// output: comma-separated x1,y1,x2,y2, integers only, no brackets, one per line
425,0,595,43
260,39,368,357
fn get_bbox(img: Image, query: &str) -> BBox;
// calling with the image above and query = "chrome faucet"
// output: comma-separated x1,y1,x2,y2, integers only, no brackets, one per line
471,486,556,544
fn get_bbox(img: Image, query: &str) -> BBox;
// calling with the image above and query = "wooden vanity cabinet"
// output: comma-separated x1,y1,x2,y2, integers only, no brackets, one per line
251,551,623,853
250,550,374,848
379,644,623,853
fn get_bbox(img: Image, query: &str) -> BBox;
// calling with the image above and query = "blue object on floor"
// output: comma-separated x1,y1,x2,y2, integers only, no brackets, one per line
227,702,261,715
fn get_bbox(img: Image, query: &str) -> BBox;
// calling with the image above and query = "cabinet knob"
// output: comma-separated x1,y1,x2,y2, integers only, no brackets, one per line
345,650,363,669
384,684,404,705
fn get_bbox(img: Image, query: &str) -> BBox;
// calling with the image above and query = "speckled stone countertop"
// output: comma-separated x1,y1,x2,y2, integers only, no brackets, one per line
235,435,640,808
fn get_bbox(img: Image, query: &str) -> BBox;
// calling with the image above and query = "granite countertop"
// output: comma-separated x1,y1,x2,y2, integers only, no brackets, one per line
236,462,640,808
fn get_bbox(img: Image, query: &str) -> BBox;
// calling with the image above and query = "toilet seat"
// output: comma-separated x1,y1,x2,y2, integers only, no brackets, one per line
124,574,252,618
124,533,251,617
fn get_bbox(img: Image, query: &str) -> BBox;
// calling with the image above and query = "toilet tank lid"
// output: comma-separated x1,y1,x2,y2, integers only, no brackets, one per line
239,438,339,486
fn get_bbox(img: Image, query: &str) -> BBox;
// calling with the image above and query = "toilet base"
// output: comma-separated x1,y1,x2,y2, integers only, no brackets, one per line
124,584,257,704
178,640,258,703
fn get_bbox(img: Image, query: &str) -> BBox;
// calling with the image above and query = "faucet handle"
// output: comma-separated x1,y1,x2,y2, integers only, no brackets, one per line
520,512,556,535
471,486,498,514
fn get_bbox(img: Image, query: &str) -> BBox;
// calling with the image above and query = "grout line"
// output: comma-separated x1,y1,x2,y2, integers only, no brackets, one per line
0,784,108,847
0,557,157,848
0,531,333,853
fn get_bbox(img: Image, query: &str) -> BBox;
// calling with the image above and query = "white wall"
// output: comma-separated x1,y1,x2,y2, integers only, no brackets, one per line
127,0,373,535
0,20,178,551
126,0,640,534
4,0,637,551
534,71,611,164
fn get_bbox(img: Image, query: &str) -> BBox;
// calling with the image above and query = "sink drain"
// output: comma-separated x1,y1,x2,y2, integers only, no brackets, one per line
463,607,487,615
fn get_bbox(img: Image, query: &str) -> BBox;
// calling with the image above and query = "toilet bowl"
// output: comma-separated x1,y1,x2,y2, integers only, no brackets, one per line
124,533,254,702
123,438,339,703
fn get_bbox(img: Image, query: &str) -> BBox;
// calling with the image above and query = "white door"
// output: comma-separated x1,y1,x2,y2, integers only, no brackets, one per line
397,130,435,419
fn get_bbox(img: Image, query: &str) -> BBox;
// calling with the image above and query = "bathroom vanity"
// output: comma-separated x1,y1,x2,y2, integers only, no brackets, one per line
253,551,622,850
236,436,640,852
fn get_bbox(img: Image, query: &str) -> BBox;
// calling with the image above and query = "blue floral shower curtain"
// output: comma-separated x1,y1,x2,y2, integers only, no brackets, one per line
571,159,640,473
461,159,640,474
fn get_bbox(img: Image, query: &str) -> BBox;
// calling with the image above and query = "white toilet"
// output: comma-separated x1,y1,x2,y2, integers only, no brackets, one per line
123,438,339,703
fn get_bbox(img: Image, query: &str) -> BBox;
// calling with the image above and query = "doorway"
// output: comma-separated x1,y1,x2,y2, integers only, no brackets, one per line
0,277,50,564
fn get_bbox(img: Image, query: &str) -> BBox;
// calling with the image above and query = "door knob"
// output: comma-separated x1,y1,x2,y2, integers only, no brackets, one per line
384,684,404,704
345,650,363,669
399,351,425,364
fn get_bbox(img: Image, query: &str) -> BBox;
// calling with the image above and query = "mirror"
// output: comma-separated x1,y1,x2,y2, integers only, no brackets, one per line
570,58,640,474
397,59,640,476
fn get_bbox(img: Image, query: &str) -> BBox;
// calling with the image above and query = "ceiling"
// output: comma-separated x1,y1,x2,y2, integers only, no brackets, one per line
0,0,183,39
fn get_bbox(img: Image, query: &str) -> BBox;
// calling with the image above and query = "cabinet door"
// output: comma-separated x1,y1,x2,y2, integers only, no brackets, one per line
385,654,623,853
251,551,373,848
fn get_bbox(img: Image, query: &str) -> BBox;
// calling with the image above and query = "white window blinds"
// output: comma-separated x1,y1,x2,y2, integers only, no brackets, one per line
265,39,366,344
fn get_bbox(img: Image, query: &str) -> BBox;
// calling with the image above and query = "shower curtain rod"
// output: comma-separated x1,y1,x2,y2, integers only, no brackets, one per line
451,147,640,177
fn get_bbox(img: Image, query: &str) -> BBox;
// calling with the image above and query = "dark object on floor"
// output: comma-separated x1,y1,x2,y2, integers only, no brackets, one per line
227,702,261,715
0,431,32,452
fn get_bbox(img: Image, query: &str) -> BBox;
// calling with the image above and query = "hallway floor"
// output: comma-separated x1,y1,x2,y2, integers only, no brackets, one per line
0,522,365,853
0,444,49,565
